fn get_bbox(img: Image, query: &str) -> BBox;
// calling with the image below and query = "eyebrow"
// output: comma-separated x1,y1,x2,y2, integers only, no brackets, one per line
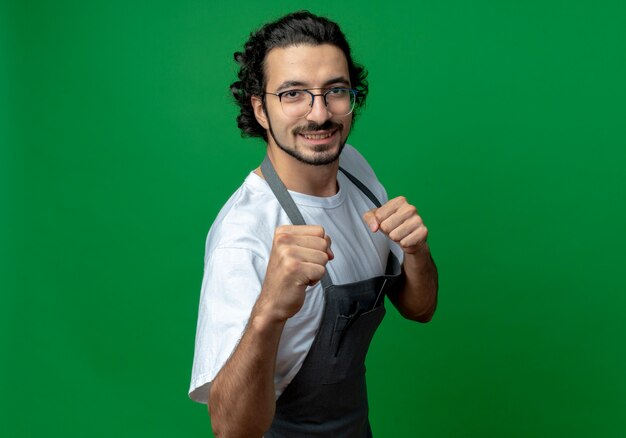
275,76,350,92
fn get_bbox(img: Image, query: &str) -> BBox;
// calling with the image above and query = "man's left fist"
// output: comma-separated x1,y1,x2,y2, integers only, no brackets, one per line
362,196,428,254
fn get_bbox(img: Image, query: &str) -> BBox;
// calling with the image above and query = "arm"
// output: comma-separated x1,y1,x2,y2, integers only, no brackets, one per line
208,225,333,437
363,196,438,322
389,242,438,322
209,305,285,437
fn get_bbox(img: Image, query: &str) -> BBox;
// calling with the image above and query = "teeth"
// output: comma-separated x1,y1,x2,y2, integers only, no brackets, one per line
303,132,333,140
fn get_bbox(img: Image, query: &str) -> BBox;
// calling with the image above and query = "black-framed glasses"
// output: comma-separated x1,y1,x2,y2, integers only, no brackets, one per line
264,87,358,118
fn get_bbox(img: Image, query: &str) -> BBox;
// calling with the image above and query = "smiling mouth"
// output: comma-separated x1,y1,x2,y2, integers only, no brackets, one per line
300,130,336,140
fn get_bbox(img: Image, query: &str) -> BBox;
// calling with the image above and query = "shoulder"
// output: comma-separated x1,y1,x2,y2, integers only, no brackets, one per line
339,144,389,204
204,172,284,262
339,144,378,180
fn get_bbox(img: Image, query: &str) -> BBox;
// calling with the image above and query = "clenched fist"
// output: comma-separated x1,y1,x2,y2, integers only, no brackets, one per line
362,196,428,254
258,225,333,323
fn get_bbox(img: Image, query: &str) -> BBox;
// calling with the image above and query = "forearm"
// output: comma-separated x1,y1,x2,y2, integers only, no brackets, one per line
209,304,286,437
390,243,438,322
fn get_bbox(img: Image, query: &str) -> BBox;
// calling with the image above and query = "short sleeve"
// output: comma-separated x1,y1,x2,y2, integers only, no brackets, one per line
189,247,267,404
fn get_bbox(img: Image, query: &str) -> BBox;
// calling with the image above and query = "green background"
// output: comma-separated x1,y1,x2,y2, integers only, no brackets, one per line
2,0,625,436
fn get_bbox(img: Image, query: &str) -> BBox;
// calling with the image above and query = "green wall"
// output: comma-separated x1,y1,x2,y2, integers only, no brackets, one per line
2,1,625,436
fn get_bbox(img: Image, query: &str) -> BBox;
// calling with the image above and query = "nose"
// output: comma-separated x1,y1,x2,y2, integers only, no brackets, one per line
305,94,332,125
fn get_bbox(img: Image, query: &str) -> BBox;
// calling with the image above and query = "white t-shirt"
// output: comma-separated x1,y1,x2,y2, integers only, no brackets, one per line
189,145,403,403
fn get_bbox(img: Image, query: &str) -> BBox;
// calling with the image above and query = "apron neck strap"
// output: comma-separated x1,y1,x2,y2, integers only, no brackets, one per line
338,166,382,208
261,155,333,289
260,155,307,226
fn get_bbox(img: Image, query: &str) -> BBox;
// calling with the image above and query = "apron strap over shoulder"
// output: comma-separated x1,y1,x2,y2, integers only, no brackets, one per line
261,155,333,290
338,166,382,208
261,155,307,226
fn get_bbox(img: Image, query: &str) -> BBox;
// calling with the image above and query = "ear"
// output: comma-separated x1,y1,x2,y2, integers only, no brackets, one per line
251,95,269,130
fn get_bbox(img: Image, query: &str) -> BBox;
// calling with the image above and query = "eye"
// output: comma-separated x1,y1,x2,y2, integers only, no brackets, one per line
280,90,304,101
327,88,348,97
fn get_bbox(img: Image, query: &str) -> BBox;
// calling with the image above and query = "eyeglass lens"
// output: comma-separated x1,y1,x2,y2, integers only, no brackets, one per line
280,89,355,118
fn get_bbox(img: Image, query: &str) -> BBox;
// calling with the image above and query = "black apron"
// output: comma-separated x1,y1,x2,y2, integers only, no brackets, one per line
261,156,401,438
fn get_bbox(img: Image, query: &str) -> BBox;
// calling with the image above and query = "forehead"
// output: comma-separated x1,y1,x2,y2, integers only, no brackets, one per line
264,44,349,89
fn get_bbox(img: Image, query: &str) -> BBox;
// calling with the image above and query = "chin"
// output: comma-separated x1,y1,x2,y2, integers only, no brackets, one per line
281,140,346,166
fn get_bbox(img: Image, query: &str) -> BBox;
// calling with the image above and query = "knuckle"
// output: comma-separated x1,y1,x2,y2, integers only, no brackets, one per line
312,265,326,280
408,216,421,228
275,232,292,245
319,241,328,254
400,236,414,248
312,225,325,237
380,221,393,234
284,258,300,273
320,251,329,264
278,245,296,262
275,225,289,234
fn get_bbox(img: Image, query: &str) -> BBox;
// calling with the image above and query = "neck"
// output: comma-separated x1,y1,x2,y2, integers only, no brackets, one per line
261,143,340,197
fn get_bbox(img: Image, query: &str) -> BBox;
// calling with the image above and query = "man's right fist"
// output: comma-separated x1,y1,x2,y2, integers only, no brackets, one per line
258,225,333,322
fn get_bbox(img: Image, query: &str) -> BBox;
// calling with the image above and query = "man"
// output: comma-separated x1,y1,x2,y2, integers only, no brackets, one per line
189,11,438,437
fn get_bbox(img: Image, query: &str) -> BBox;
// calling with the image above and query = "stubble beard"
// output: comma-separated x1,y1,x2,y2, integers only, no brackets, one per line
266,115,348,166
